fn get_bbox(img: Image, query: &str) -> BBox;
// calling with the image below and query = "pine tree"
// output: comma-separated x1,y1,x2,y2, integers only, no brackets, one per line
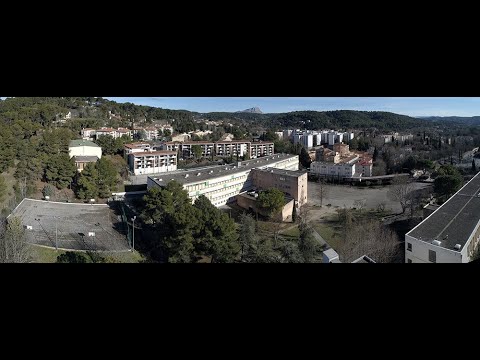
76,163,99,199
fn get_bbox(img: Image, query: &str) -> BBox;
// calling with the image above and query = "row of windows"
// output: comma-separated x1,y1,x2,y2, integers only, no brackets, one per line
211,189,239,202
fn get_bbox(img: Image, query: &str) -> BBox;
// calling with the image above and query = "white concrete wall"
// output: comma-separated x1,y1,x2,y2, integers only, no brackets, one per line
133,164,177,175
405,234,463,263
69,146,102,159
311,162,355,177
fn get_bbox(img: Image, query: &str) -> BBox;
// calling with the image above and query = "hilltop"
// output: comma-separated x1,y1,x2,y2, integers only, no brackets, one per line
236,107,263,114
0,97,442,133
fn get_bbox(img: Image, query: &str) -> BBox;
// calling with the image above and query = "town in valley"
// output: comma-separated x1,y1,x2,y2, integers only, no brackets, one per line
0,97,479,263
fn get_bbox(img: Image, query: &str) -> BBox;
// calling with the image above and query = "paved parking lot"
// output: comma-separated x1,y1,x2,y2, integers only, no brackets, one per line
9,199,130,251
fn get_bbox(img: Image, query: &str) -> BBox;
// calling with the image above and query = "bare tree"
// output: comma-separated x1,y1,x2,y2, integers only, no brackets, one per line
353,199,366,211
0,216,30,263
317,178,328,207
377,202,386,213
339,219,401,263
388,176,416,214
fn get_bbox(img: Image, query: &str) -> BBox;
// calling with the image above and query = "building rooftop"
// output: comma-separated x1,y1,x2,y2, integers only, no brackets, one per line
69,140,99,148
124,142,151,149
131,151,177,157
408,171,480,251
254,167,307,178
73,156,99,162
149,154,298,187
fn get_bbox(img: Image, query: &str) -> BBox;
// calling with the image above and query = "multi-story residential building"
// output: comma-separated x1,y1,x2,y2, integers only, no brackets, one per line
251,168,308,207
147,154,299,207
215,141,250,158
275,131,284,140
328,132,336,146
95,127,132,140
405,171,480,263
355,159,373,177
68,140,102,172
128,151,177,175
249,142,274,158
180,141,215,158
283,129,294,140
124,142,152,158
162,141,182,153
311,161,356,178
81,128,96,140
162,140,274,159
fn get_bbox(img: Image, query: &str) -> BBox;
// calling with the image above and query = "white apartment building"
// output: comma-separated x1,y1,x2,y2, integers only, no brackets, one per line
405,171,480,263
81,128,96,140
250,142,274,158
180,142,215,158
311,161,356,178
215,141,249,157
129,151,177,175
355,159,373,177
147,154,299,207
95,127,132,140
124,142,152,158
163,142,182,153
328,132,336,146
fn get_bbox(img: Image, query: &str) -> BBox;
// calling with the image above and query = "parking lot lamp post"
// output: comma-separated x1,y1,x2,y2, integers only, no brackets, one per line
131,216,136,251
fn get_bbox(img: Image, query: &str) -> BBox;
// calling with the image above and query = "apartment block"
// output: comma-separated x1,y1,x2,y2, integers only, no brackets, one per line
129,151,177,175
249,142,274,158
215,141,250,158
180,141,215,158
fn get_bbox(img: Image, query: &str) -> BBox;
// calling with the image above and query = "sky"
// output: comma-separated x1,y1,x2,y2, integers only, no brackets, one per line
2,97,480,117
101,97,480,117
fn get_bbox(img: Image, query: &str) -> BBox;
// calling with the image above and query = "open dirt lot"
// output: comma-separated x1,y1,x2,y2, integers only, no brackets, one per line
307,181,433,215
9,199,130,251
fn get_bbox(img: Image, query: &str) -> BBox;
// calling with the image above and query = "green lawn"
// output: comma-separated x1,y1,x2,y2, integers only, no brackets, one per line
28,245,145,263
313,223,343,251
281,225,300,238
29,245,67,263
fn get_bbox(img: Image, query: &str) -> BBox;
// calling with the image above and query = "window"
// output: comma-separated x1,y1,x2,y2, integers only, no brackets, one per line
407,259,412,263
407,243,412,252
429,250,436,263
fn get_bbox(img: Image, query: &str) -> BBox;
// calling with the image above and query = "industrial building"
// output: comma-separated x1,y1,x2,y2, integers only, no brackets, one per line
405,171,480,263
147,154,301,207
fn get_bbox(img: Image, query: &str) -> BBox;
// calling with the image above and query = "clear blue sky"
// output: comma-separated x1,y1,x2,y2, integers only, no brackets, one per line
2,97,480,117
102,97,480,117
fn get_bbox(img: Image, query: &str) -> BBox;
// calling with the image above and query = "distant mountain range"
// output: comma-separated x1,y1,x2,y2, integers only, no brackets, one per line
236,107,263,114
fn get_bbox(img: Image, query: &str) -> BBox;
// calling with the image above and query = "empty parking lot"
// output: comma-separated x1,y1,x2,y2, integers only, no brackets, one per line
9,199,130,252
